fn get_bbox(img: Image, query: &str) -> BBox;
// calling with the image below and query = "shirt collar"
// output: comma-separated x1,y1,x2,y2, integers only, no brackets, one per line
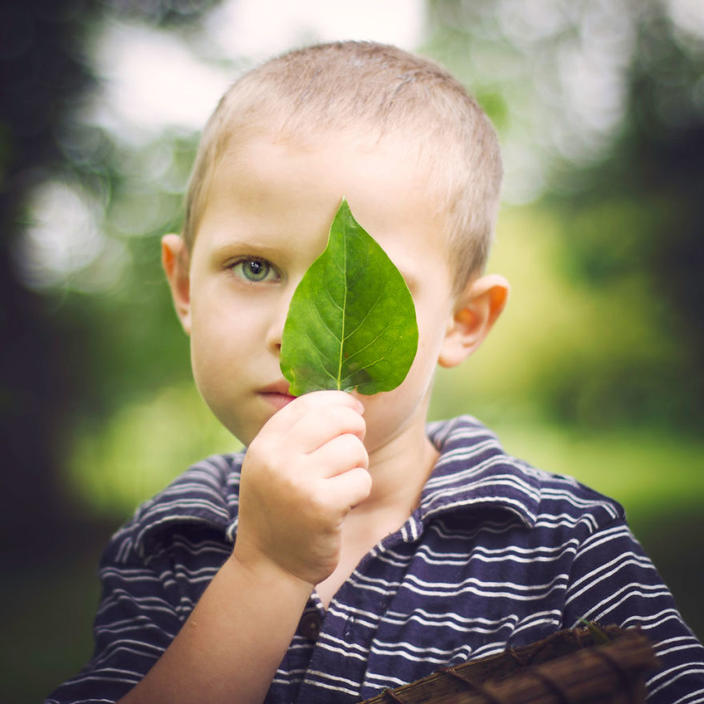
419,416,540,529
132,416,539,556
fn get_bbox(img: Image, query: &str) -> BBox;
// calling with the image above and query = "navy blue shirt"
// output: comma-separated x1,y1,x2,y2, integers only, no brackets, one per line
47,416,704,703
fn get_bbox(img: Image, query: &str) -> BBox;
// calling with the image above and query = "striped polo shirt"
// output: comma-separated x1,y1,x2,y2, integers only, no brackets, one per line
47,416,704,704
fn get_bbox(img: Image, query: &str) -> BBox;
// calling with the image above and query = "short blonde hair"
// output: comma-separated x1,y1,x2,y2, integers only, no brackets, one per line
183,41,502,291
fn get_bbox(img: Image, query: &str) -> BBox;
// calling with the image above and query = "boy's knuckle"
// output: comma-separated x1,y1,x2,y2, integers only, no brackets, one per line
345,434,368,465
345,442,365,468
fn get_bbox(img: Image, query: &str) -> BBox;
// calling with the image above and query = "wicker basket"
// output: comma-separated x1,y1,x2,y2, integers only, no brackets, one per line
359,625,657,704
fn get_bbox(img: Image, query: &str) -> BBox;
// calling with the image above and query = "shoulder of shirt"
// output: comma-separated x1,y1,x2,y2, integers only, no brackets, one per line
422,415,625,532
104,451,245,563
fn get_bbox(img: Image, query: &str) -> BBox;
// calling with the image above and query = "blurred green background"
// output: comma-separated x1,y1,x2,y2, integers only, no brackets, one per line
2,1,703,702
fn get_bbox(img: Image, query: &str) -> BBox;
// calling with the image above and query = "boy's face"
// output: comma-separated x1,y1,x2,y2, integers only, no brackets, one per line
173,130,470,451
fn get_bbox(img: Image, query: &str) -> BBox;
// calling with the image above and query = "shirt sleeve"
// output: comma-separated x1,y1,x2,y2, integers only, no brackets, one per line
562,518,704,704
44,533,185,704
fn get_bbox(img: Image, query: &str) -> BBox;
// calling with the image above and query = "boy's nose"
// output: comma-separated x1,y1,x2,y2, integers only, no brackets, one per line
266,313,285,354
266,290,295,354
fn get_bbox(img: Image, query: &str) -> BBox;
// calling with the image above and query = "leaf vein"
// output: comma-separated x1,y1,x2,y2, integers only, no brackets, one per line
337,235,349,390
341,329,386,367
344,355,388,385
343,291,384,341
310,298,343,343
306,335,340,384
323,285,344,313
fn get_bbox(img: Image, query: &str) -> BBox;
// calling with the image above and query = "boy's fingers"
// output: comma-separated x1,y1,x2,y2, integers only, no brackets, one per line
285,390,364,418
293,406,366,452
263,390,361,430
310,433,369,477
264,391,366,451
324,466,373,510
306,389,364,412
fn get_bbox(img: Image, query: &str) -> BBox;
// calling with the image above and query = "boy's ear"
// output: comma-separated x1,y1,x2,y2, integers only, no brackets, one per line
161,234,192,335
438,274,509,369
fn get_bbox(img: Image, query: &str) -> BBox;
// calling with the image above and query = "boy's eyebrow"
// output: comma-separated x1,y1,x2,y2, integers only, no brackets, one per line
208,240,283,261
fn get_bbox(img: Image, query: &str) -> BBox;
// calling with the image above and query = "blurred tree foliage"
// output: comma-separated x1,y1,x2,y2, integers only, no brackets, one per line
551,6,704,430
0,0,216,542
426,0,704,432
1,0,99,540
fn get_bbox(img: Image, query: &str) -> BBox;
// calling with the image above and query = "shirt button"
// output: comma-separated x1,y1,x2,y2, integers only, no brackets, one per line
299,611,322,641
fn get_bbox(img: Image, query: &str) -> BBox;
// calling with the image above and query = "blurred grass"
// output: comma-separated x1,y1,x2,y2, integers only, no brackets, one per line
66,385,238,519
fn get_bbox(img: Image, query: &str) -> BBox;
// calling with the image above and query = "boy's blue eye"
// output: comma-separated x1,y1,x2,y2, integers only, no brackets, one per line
232,258,277,283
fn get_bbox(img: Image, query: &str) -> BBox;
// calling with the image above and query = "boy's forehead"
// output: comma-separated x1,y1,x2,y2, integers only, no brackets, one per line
213,127,444,225
216,124,437,200
200,126,453,273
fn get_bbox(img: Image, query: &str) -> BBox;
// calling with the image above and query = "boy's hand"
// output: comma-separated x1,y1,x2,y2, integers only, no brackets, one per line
233,391,371,587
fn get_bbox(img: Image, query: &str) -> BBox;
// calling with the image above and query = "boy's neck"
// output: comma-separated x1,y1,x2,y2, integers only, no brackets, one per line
358,415,439,522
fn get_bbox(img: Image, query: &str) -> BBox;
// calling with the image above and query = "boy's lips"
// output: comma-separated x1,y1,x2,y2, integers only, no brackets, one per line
259,381,296,409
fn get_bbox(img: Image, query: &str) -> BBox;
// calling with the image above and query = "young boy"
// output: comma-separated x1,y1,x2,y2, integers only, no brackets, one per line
48,41,704,704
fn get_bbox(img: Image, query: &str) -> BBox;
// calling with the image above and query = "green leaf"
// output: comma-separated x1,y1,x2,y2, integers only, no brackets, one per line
578,618,611,644
280,199,418,396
